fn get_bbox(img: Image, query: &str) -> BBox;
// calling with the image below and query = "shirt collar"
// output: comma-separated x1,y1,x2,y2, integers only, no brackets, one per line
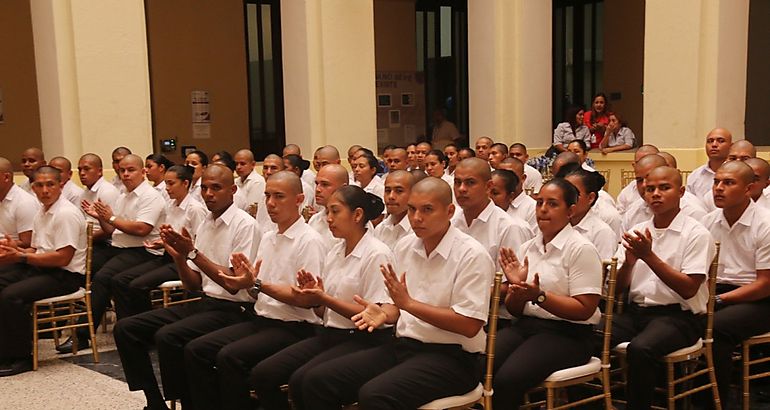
277,216,306,240
412,225,457,260
475,200,496,223
90,177,107,193
127,180,152,197
646,208,688,233
717,201,756,228
347,229,375,259
574,212,596,232
43,196,67,215
511,191,529,208
210,202,239,227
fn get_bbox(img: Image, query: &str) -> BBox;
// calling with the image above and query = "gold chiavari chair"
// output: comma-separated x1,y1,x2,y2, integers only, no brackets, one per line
156,280,201,308
680,170,692,185
740,331,770,409
32,222,99,370
597,169,611,190
621,169,635,187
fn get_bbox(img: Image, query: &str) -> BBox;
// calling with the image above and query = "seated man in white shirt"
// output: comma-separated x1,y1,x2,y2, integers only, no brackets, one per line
703,160,770,404
623,155,707,232
308,164,350,245
0,157,38,248
77,153,122,265
617,144,661,214
0,166,87,376
453,158,532,265
374,170,414,249
509,143,543,193
19,147,46,194
49,156,84,206
184,171,328,409
686,128,732,199
612,166,714,410
110,146,132,193
114,164,258,410
385,147,409,174
475,136,493,161
301,177,495,409
234,149,266,214
283,143,316,187
488,143,508,170
496,157,537,229
59,154,166,353
726,139,756,162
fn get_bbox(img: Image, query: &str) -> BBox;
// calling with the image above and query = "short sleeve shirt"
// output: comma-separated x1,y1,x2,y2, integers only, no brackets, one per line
374,214,412,250
31,197,87,274
0,184,39,241
111,181,165,252
523,164,543,193
452,200,533,267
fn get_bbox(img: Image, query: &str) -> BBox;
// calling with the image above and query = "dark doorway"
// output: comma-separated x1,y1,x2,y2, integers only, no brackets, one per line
746,0,770,145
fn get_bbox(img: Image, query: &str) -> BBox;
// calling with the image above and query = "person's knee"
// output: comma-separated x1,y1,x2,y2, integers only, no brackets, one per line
357,381,394,409
215,343,243,375
627,340,657,363
183,337,209,366
154,323,183,349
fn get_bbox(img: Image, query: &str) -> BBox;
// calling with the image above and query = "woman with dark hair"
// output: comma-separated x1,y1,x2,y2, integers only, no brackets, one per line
145,153,174,201
352,153,385,203
564,169,617,259
553,105,591,153
599,112,636,154
249,185,395,410
112,164,209,319
492,179,602,408
184,150,209,204
443,143,460,176
424,149,454,186
583,93,611,149
210,151,235,170
284,154,315,211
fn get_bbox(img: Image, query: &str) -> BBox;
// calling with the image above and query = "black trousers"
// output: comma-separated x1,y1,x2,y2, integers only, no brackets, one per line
184,314,314,410
611,303,703,410
113,296,250,409
712,284,770,404
86,246,158,334
0,264,83,360
492,316,595,408
112,257,177,319
250,326,393,410
300,337,482,410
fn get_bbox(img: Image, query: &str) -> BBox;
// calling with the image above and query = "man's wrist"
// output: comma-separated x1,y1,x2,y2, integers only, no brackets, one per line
18,252,28,264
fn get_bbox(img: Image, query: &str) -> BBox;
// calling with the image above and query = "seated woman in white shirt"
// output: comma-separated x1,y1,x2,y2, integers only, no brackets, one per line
424,149,455,188
493,178,603,408
283,154,316,212
564,169,618,259
352,152,384,202
184,150,208,204
599,112,636,154
249,185,394,410
145,153,173,201
443,143,460,176
552,105,592,154
113,164,209,318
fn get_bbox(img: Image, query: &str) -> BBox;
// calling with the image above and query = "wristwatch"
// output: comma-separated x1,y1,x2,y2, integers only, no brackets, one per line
533,291,547,305
714,295,724,305
186,249,199,261
247,278,262,299
108,215,117,225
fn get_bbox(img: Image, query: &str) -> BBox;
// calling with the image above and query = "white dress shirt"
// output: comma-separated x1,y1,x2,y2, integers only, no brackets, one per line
573,212,618,260
507,191,537,231
393,227,494,353
165,194,209,239
452,200,533,267
188,203,258,302
686,164,717,199
188,178,203,205
308,208,338,248
321,230,394,329
703,203,770,286
111,181,165,253
589,202,622,241
153,181,171,202
31,197,86,274
623,212,714,314
582,162,596,172
622,194,707,232
111,175,126,193
62,180,85,206
0,184,39,241
235,170,267,206
616,181,638,214
357,175,385,203
520,224,603,324
253,217,328,323
301,169,316,188
18,179,33,194
523,164,544,193
605,127,636,148
553,122,592,147
80,176,121,236
373,213,412,250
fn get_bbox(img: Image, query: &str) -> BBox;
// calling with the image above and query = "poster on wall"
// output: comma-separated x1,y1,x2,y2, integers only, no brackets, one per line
192,90,211,139
0,88,4,124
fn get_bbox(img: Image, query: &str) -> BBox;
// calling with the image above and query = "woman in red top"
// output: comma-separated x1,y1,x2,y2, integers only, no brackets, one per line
583,92,611,149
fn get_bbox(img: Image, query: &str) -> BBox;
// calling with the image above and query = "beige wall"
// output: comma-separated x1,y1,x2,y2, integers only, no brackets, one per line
145,0,250,164
0,0,43,169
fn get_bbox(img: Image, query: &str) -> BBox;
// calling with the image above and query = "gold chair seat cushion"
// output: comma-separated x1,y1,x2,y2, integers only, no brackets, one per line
544,357,601,382
418,383,483,409
614,339,703,358
158,280,184,289
34,287,86,304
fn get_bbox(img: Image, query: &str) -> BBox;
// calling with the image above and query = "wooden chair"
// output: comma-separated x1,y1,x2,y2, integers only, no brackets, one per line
614,242,722,410
740,331,770,409
157,280,201,308
621,169,635,187
597,169,611,190
32,222,99,370
417,271,504,410
523,258,619,409
680,170,692,185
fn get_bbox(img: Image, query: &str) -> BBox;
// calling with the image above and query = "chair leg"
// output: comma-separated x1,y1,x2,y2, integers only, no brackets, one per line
32,304,39,371
546,387,555,409
602,368,612,410
705,346,722,410
86,296,99,363
743,343,750,410
163,288,170,308
667,362,676,410
52,303,60,347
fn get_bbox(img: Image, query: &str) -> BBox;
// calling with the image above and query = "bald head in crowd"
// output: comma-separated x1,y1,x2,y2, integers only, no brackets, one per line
21,147,46,179
314,163,349,208
647,165,683,189
387,148,408,171
552,151,580,176
313,145,341,172
262,154,285,179
0,157,14,193
728,140,757,162
474,137,494,160
283,144,301,157
634,154,668,197
49,156,74,184
413,176,453,207
658,152,677,169
267,170,303,196
744,157,770,201
455,157,492,181
634,144,660,164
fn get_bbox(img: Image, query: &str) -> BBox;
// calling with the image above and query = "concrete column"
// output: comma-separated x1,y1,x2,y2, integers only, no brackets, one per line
643,0,749,148
281,0,377,157
30,0,153,164
468,0,552,149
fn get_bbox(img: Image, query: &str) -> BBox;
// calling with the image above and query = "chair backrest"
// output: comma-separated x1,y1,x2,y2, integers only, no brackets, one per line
597,169,610,190
85,222,94,292
483,272,504,397
621,169,635,187
600,258,619,367
680,170,692,185
705,242,721,342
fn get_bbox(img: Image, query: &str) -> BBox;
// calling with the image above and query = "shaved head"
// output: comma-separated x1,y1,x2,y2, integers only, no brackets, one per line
120,154,144,168
0,157,13,173
268,170,303,195
719,160,755,185
552,151,580,176
412,176,453,206
283,144,301,156
708,128,733,143
347,145,362,158
317,145,340,160
202,163,235,186
499,157,524,174
635,154,667,174
658,152,677,168
319,163,349,185
475,136,493,145
235,149,255,162
647,166,682,188
49,156,72,170
455,157,492,181
728,140,757,161
23,147,45,161
745,157,770,180
80,153,103,168
386,170,415,186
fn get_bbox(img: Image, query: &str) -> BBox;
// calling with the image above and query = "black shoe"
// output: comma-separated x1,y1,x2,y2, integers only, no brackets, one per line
0,358,32,377
55,337,90,354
